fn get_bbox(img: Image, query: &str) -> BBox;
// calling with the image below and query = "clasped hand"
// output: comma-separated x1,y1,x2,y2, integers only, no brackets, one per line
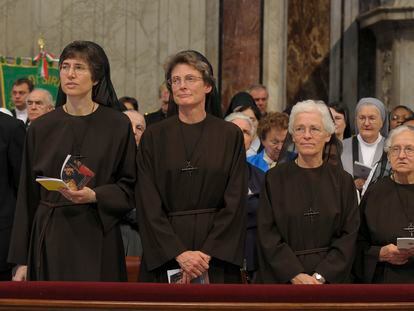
59,187,97,204
379,244,414,265
176,250,210,283
291,273,323,285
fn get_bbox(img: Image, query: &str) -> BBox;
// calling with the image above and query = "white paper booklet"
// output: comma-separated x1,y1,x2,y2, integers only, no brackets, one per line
397,237,414,249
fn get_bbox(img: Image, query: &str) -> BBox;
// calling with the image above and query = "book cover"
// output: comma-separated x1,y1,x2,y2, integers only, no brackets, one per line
167,269,209,284
353,161,372,179
36,155,95,191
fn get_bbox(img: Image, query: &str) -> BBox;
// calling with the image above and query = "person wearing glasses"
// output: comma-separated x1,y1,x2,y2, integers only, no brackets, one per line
256,100,359,284
354,125,414,283
390,105,414,130
136,50,246,283
8,41,136,281
247,112,289,172
341,98,389,191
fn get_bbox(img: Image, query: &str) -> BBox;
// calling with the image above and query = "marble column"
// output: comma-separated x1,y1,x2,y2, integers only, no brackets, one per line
220,0,262,111
359,2,414,110
342,0,359,126
286,0,330,108
262,0,287,112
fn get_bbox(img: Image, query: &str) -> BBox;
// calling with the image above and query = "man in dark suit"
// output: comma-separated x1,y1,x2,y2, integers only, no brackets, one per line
144,82,169,127
0,112,25,280
10,78,34,127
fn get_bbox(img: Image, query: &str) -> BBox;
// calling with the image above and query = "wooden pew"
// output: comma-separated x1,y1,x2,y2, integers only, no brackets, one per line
1,282,414,310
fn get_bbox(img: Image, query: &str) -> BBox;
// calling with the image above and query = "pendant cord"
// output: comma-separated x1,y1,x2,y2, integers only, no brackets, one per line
179,117,207,163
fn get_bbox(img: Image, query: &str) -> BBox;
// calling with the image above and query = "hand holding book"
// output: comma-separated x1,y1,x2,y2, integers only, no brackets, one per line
59,187,97,204
36,155,95,191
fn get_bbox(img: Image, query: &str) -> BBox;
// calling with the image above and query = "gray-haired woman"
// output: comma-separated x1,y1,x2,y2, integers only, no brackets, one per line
256,100,359,284
341,97,389,191
355,125,414,283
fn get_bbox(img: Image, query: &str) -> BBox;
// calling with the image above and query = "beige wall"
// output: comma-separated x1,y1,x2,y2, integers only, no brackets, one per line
0,0,219,113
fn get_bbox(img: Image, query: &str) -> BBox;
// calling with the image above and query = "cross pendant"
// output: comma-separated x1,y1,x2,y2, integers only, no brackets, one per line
403,222,414,237
181,161,198,176
304,207,319,224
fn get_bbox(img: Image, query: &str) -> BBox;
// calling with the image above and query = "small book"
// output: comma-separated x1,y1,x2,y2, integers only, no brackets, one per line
36,155,95,191
397,237,414,250
167,269,209,284
353,161,372,179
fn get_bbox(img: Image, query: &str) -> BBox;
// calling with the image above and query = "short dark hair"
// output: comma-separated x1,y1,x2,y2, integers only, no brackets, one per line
328,101,351,139
13,77,34,92
119,96,139,110
59,40,107,83
235,104,262,122
391,105,414,116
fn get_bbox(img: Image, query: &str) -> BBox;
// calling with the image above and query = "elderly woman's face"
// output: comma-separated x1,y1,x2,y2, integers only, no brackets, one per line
241,108,259,133
292,111,331,159
170,63,212,108
356,105,383,142
231,118,253,151
262,127,287,162
388,130,414,175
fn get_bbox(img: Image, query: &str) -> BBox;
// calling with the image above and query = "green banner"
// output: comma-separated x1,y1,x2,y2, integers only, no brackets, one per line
0,61,59,109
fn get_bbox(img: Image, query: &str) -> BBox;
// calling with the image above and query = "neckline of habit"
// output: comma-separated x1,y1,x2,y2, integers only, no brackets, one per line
63,102,97,116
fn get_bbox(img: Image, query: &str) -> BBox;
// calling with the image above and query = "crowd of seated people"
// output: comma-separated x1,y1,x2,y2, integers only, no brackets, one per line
2,40,414,286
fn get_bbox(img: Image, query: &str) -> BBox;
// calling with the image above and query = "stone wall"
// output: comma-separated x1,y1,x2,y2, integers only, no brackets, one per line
0,0,219,113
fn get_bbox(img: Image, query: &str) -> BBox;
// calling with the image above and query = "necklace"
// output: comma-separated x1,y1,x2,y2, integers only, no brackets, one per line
179,117,206,176
391,174,414,237
64,102,96,115
293,160,324,224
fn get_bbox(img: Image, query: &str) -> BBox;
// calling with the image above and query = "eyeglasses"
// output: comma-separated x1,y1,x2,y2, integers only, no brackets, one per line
167,75,203,87
60,63,89,75
389,145,414,157
357,116,379,123
293,126,323,136
268,139,284,146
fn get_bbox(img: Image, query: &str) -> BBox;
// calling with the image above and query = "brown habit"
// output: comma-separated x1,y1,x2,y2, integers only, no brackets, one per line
256,161,359,283
8,106,136,281
355,176,414,283
136,114,247,283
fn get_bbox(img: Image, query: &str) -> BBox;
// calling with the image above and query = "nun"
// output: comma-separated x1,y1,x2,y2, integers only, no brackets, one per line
341,97,389,191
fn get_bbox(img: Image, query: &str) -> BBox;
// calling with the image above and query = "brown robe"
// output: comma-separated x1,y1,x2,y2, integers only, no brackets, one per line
256,161,359,283
8,106,136,281
355,176,414,283
136,114,247,283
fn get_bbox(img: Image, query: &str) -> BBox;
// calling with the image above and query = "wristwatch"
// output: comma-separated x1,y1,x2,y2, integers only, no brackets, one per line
312,272,326,284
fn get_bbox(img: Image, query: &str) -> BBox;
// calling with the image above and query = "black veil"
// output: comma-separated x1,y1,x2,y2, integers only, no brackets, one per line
166,50,222,118
55,41,124,111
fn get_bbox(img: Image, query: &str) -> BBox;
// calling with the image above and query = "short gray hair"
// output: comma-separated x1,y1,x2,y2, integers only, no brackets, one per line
225,112,255,137
28,88,54,108
384,125,414,152
288,100,335,135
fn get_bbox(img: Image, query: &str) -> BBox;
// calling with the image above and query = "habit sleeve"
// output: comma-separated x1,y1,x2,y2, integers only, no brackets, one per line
257,173,305,283
8,127,40,265
94,120,136,232
136,130,187,271
200,128,247,266
353,188,381,283
314,173,360,283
